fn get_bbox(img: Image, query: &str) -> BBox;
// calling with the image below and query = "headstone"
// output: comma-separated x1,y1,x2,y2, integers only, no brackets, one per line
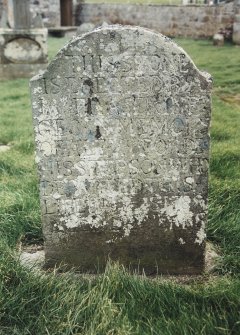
31,26,212,275
213,33,224,46
0,0,47,79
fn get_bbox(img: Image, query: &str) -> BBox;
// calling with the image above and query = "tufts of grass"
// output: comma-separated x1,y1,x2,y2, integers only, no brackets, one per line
206,94,240,275
0,260,240,335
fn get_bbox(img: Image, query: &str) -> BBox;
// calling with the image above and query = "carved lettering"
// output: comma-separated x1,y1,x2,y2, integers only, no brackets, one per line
31,26,212,274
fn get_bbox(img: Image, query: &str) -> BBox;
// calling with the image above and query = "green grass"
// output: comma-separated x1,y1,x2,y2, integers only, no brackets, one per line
0,37,240,334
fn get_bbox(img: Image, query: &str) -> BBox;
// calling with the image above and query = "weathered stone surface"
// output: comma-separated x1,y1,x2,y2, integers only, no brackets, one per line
31,26,212,275
77,22,95,35
76,2,236,39
6,0,14,28
12,0,31,29
0,28,48,79
30,0,61,28
213,33,224,46
0,0,8,28
233,15,240,45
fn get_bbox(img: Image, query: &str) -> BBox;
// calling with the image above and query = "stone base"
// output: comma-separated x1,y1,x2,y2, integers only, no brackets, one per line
44,250,205,275
19,243,220,276
0,28,48,80
43,226,206,275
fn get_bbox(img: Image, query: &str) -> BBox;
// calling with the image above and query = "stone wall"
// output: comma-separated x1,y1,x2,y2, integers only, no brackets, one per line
76,2,237,38
0,1,239,37
30,0,60,27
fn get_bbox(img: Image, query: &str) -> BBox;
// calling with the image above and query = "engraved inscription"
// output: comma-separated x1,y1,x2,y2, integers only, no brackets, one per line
31,26,212,274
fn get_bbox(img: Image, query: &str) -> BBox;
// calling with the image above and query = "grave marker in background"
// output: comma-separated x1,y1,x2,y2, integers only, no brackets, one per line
12,0,31,29
31,26,212,274
0,0,47,79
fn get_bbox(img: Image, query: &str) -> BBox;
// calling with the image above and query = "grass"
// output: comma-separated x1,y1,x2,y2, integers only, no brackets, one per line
0,37,240,334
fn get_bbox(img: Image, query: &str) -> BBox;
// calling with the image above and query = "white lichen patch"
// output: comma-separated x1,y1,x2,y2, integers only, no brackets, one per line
34,99,60,157
160,196,193,229
33,86,43,94
179,238,186,245
194,195,207,210
186,177,194,184
195,223,206,244
58,182,151,239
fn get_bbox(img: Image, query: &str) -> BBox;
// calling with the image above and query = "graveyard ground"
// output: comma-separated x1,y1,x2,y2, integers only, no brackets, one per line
0,37,240,334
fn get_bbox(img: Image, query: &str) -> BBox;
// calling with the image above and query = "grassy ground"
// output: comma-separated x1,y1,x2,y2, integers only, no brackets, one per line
0,37,240,334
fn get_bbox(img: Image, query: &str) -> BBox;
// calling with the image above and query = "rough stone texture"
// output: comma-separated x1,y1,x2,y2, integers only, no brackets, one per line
76,3,237,39
0,28,48,79
30,0,60,28
31,26,212,275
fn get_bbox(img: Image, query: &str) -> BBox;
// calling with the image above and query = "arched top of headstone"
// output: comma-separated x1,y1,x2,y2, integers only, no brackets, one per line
31,25,212,90
30,25,212,275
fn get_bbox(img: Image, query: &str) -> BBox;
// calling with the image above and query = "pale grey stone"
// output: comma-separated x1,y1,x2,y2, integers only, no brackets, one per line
0,28,48,79
12,0,31,29
19,251,45,269
77,22,95,35
32,13,44,29
0,7,7,28
233,16,240,45
7,0,14,28
213,33,224,46
31,25,212,275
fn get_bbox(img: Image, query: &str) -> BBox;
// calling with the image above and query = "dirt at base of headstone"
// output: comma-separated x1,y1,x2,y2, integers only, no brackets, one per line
19,242,221,283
